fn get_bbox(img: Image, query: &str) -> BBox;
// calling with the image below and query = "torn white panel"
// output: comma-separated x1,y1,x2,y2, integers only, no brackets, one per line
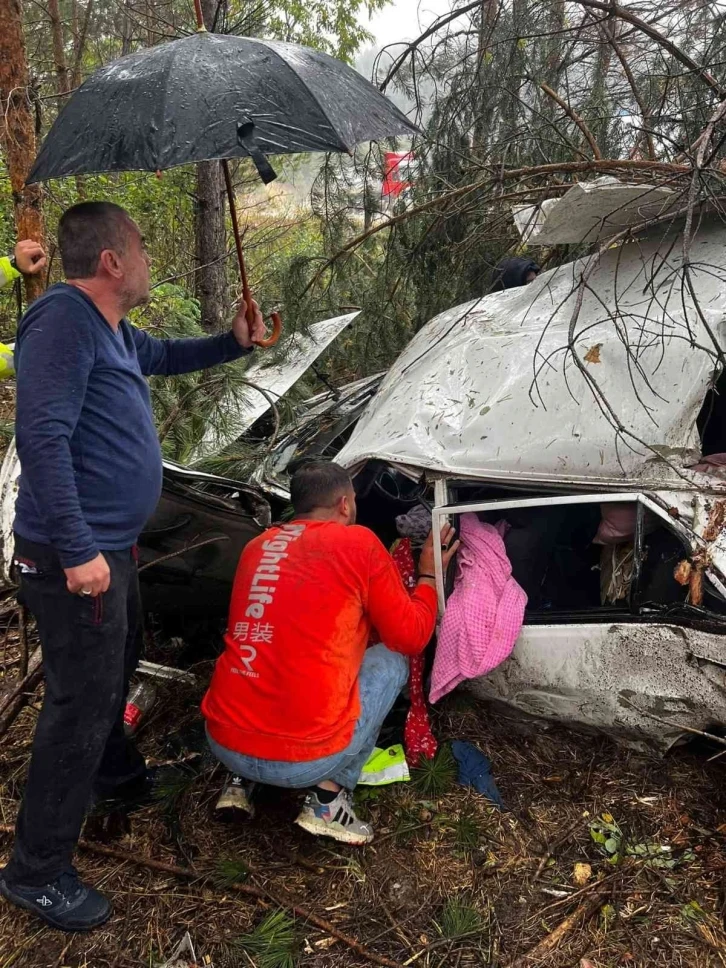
192,311,359,460
512,197,558,244
0,437,19,582
513,177,682,245
337,216,726,488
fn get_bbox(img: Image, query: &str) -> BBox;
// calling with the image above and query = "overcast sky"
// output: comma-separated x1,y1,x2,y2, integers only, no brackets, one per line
360,0,452,47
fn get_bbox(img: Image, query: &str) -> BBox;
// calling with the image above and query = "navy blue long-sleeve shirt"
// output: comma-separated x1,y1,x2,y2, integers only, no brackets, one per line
14,283,251,567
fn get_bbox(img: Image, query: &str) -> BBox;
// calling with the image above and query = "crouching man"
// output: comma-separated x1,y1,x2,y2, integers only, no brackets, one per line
202,461,458,844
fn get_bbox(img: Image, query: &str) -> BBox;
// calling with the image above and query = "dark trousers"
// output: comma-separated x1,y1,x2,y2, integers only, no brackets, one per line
4,534,146,886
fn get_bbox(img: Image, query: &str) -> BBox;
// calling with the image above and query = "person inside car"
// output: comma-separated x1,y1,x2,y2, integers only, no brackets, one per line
490,256,540,292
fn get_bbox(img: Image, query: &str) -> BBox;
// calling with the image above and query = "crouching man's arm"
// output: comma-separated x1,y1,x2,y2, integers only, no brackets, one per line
365,525,459,655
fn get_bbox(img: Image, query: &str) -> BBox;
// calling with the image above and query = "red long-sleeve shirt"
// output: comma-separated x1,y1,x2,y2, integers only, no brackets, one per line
202,519,438,761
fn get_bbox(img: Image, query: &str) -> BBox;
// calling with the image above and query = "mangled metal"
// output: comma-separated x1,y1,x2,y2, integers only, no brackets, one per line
427,489,726,751
467,620,726,753
191,311,360,460
513,176,683,245
337,214,726,489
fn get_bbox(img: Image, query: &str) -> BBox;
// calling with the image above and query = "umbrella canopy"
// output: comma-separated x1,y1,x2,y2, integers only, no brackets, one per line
28,32,417,184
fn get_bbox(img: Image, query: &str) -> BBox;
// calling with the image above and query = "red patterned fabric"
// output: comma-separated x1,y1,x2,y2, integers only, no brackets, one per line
390,539,438,766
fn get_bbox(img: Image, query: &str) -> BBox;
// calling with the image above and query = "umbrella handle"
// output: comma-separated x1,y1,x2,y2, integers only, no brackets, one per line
221,158,283,350
253,310,282,348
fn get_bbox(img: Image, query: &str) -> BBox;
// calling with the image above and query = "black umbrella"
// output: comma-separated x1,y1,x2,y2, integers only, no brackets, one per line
28,7,417,345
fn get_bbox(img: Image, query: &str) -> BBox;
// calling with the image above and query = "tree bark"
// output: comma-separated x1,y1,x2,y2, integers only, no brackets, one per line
195,0,228,333
0,0,46,304
47,0,70,96
71,0,95,90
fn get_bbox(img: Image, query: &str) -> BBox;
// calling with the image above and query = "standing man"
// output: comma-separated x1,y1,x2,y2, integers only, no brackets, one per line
0,201,264,932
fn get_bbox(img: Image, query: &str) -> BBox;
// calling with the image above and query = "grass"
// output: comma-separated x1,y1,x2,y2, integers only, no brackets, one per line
411,743,457,797
212,857,251,887
229,910,297,968
435,896,488,940
452,810,481,854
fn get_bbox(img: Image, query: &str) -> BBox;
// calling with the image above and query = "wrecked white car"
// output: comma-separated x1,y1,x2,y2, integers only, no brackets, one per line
337,185,726,751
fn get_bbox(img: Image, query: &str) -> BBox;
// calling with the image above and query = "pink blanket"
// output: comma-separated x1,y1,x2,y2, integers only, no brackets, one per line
430,514,527,704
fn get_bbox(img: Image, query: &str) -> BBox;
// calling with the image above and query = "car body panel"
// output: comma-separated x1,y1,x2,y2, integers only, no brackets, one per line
430,489,726,750
337,216,726,490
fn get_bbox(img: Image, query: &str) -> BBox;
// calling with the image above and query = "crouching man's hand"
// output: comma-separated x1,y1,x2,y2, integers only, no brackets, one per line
418,524,460,582
65,553,111,597
231,297,266,349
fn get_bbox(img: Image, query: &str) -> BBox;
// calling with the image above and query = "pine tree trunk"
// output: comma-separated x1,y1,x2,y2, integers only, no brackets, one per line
120,0,133,56
48,0,70,96
472,0,498,152
72,0,95,89
195,163,227,333
0,0,46,304
194,0,227,333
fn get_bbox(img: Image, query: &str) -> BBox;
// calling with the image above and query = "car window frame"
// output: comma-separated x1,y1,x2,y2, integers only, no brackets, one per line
430,491,718,617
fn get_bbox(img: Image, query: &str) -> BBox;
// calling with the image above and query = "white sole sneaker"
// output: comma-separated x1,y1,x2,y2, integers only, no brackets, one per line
214,777,256,819
294,812,374,844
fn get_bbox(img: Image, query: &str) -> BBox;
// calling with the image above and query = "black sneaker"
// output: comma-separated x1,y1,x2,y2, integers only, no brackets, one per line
0,867,111,931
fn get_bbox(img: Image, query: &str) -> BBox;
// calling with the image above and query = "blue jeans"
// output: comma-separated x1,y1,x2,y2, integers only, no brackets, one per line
207,644,408,790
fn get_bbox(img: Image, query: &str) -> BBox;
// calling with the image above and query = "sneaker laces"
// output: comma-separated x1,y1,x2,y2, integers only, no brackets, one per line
55,868,82,899
330,790,358,828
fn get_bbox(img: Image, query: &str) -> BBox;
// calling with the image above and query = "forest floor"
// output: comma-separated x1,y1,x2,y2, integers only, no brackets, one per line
1,597,726,968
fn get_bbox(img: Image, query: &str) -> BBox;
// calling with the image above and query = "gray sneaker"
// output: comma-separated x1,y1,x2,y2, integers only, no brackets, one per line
214,775,256,820
294,789,374,845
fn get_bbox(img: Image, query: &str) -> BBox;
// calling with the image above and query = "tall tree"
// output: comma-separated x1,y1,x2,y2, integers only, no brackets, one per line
194,0,228,333
47,0,70,96
0,0,45,304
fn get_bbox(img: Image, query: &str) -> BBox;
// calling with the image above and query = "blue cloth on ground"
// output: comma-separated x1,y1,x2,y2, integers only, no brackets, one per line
451,739,505,809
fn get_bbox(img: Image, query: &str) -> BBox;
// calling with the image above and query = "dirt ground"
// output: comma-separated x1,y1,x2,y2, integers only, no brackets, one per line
2,601,726,968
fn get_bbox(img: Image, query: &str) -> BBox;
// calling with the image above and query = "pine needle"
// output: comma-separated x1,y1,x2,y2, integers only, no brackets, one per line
434,897,487,941
230,910,298,968
212,857,251,887
411,744,456,797
453,812,480,853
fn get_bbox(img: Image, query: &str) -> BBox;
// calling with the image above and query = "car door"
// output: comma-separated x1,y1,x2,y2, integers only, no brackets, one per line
430,491,726,750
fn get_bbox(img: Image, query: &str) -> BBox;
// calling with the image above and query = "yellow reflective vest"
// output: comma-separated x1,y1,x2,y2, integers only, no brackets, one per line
0,256,21,290
0,255,21,378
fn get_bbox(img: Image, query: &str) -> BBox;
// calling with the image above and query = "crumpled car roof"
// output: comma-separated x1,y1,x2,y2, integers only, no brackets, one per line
337,215,726,488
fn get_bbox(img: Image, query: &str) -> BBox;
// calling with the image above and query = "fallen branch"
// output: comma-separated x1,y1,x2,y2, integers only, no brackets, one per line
533,819,582,881
539,82,602,160
137,535,230,574
0,828,403,968
571,0,726,99
598,24,656,161
505,886,608,968
620,696,726,749
305,158,692,293
0,648,43,739
378,0,484,92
